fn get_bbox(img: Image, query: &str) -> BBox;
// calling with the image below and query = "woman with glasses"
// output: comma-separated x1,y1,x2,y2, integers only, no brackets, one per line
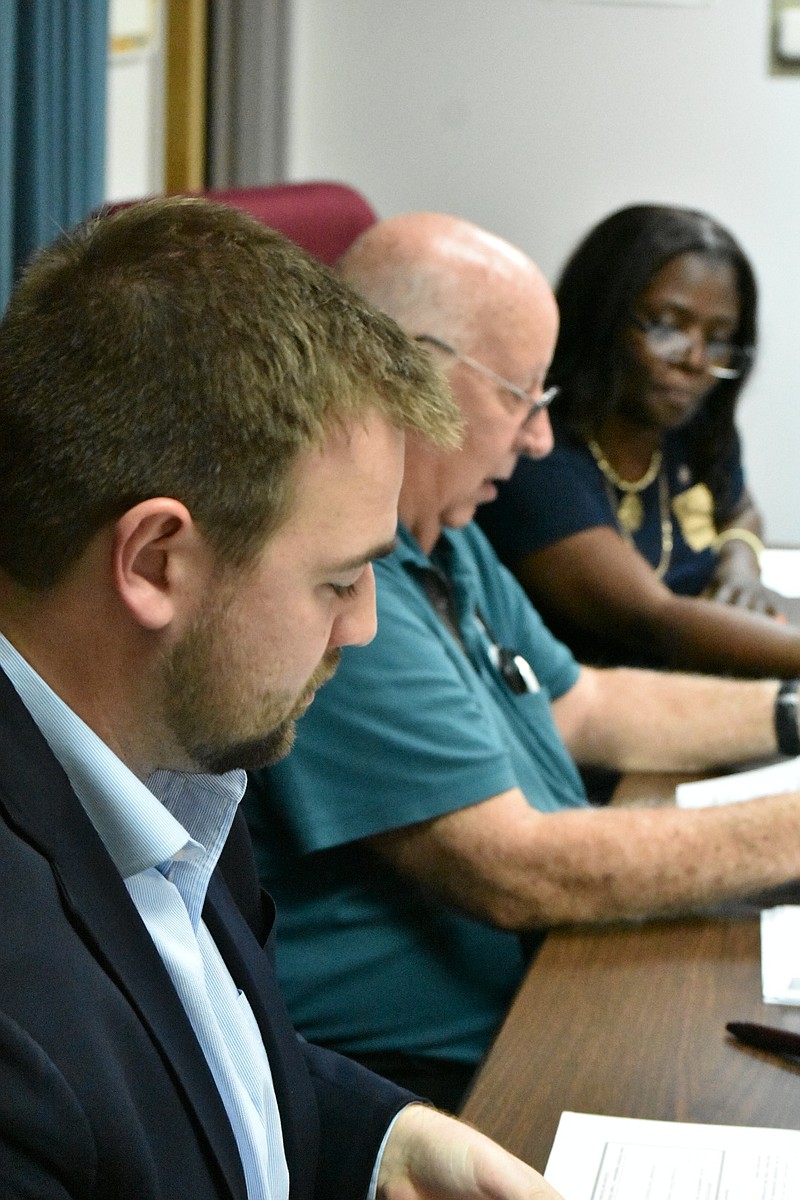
478,203,800,676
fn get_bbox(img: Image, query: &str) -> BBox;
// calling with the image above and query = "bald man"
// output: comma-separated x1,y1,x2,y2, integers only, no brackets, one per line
245,213,800,1112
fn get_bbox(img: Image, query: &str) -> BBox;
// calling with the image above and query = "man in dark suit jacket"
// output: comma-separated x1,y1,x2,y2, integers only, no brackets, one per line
0,198,561,1200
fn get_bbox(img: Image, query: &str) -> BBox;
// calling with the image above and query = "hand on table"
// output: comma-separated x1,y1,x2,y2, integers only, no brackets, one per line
377,1103,563,1200
704,570,786,618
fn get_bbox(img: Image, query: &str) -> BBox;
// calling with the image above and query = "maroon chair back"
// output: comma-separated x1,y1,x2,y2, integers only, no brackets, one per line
203,181,377,265
109,181,377,266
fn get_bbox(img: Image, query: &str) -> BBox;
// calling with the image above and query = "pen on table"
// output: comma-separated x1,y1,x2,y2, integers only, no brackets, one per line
726,1021,800,1058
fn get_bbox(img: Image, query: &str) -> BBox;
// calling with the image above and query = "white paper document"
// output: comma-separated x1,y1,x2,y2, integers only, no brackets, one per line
545,1111,800,1200
675,756,800,808
761,905,800,1005
761,548,800,599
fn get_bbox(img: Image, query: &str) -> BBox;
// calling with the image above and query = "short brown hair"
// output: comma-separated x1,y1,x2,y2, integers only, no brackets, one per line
0,197,460,588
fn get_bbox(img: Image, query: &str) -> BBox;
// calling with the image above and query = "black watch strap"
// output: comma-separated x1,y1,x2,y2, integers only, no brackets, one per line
775,679,800,757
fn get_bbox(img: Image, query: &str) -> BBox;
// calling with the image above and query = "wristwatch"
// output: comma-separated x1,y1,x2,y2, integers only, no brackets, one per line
775,679,800,757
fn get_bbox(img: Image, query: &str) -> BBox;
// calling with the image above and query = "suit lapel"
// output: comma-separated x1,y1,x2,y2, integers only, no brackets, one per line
205,876,319,1200
0,669,248,1200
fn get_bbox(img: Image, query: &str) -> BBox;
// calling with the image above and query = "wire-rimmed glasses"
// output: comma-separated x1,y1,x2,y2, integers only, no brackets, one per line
415,334,558,421
629,316,753,380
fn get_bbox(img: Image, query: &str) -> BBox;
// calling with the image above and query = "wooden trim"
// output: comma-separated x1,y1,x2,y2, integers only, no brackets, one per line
165,0,207,191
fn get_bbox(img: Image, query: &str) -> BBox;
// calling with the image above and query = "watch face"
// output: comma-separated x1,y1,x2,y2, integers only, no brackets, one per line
775,682,800,758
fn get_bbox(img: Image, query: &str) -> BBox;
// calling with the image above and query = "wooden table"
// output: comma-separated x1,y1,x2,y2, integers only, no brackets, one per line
461,915,800,1170
460,768,800,1170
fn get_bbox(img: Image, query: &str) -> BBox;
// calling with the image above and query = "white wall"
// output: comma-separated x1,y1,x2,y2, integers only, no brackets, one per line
285,0,800,542
105,0,165,202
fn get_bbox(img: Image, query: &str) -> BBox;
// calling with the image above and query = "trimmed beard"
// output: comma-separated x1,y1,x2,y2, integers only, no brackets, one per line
160,597,341,774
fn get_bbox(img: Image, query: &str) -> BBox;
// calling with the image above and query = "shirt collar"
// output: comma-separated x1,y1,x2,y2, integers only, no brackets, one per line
0,632,245,879
395,522,459,568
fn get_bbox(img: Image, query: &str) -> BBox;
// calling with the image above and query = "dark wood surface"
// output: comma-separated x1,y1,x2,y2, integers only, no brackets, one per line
460,914,800,1171
461,587,800,1165
461,758,800,1168
610,770,700,808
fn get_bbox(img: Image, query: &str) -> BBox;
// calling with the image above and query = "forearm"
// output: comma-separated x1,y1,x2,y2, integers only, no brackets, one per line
563,667,781,772
516,796,800,925
719,489,764,538
645,593,800,675
519,532,799,676
373,786,800,930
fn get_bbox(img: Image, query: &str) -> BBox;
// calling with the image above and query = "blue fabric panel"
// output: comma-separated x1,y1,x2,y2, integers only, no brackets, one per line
1,0,107,313
0,5,19,309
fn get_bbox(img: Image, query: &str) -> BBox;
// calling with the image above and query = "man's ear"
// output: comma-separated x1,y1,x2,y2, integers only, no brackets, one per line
112,498,209,631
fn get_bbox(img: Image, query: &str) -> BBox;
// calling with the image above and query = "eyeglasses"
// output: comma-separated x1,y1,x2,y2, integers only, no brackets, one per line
415,334,559,421
629,316,753,380
474,608,540,695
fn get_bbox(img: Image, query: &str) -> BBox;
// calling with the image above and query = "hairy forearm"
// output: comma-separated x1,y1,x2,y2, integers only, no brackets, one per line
371,786,800,931
562,668,780,772
516,797,800,925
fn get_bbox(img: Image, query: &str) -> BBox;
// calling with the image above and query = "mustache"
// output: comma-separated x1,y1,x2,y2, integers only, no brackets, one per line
304,649,342,696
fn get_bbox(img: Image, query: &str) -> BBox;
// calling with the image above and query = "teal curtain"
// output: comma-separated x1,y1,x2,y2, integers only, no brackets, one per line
0,0,108,313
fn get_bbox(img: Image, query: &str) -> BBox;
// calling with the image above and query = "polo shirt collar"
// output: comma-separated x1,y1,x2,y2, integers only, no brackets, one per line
395,522,461,568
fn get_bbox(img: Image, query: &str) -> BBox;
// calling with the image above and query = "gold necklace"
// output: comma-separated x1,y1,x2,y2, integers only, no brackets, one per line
651,470,674,579
587,438,662,535
588,440,673,578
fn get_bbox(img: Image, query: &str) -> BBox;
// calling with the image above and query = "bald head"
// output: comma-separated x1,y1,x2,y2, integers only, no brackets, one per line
337,212,554,349
338,213,558,552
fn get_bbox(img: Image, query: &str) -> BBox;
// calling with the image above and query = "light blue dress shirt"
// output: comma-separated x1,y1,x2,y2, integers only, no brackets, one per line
0,633,289,1200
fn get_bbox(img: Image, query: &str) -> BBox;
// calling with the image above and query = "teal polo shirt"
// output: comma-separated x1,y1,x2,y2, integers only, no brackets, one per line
245,521,586,1066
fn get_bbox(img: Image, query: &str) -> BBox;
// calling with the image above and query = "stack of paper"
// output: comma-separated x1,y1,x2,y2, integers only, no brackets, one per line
761,547,800,598
545,1111,800,1199
675,756,800,809
761,906,800,1006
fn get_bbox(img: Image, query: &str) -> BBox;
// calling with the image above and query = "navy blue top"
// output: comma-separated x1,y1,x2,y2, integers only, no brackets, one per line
478,416,745,665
